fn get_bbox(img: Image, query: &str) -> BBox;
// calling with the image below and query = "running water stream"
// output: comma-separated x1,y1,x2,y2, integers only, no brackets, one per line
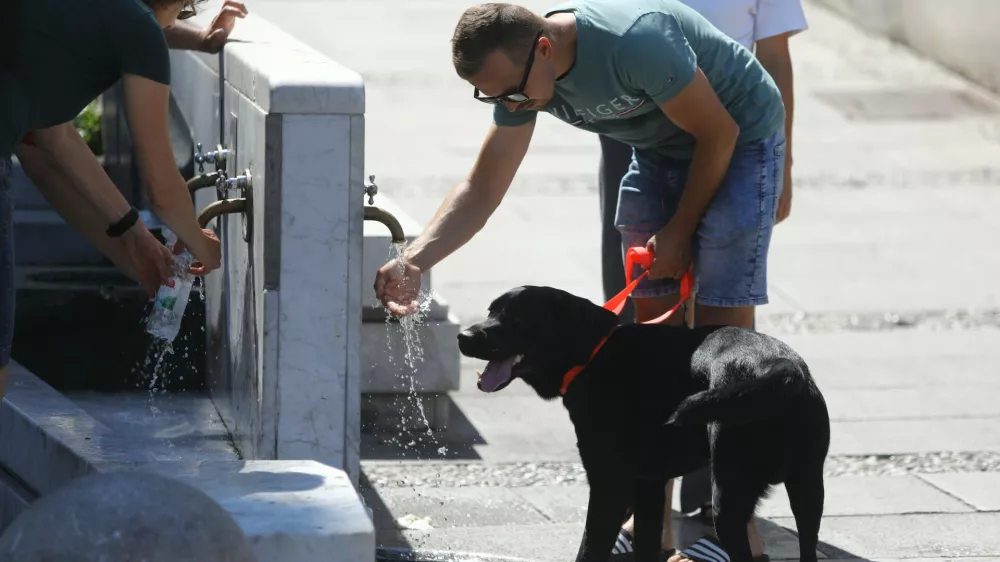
383,241,449,457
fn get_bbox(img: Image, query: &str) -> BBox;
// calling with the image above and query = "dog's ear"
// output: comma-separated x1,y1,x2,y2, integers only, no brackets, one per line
557,295,620,366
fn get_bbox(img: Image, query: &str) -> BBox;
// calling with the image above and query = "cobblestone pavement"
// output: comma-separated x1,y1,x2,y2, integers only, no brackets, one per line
362,452,1000,490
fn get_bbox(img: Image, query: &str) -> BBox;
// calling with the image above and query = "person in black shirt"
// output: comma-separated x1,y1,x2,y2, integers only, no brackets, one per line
0,0,247,400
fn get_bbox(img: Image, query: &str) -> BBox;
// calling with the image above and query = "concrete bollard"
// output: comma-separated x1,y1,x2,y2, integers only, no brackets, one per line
0,471,257,562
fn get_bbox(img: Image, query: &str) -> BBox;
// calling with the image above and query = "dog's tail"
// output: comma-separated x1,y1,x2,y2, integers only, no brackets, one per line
666,359,806,427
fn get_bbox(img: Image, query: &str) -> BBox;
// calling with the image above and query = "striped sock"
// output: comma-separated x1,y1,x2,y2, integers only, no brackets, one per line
611,529,634,555
677,537,731,562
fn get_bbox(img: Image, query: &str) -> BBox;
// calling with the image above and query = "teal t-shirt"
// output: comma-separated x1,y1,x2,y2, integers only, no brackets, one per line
493,0,785,159
0,0,170,158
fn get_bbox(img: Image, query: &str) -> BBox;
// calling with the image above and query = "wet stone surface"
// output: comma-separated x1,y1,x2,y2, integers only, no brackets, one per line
362,452,1000,489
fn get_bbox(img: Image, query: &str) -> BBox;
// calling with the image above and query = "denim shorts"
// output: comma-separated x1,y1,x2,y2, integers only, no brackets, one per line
1,157,13,367
615,130,786,306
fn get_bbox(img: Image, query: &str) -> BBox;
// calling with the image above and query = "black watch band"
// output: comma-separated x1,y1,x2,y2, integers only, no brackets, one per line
106,207,140,237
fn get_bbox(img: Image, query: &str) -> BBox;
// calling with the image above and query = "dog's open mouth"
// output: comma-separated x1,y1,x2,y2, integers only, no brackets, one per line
477,354,523,392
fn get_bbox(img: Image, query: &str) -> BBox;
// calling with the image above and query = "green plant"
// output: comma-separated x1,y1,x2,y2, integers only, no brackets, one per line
74,98,104,157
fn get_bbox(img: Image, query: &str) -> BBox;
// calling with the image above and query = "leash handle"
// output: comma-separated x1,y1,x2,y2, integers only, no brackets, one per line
624,247,653,286
604,246,695,319
625,246,693,299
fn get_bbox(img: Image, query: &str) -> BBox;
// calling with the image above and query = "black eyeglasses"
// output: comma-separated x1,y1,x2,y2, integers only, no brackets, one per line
177,4,197,20
474,30,544,105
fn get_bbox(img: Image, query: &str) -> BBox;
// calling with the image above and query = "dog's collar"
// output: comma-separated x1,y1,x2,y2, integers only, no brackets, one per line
559,247,695,396
559,328,616,395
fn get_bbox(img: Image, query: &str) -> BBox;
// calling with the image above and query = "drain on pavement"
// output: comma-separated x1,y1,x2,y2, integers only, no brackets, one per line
814,88,1000,121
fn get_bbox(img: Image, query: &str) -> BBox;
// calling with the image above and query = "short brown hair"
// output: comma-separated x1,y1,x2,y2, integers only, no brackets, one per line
451,3,546,79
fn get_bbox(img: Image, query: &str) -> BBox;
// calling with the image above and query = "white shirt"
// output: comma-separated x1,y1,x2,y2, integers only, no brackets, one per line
679,0,809,50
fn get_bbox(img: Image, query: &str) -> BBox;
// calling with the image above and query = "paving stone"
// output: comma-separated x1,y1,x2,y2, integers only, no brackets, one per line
758,475,971,519
394,523,585,562
823,386,1000,422
919,473,1000,511
770,513,1000,559
364,486,549,530
509,486,589,524
772,331,1000,390
830,419,1000,456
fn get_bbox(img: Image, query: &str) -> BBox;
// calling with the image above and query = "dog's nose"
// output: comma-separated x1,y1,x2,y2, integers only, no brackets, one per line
457,329,478,354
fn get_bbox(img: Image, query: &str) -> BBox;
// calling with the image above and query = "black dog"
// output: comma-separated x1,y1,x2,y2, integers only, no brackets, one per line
457,286,830,562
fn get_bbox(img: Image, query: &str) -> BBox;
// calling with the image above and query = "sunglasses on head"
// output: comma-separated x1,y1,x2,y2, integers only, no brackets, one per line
473,30,543,105
177,4,197,20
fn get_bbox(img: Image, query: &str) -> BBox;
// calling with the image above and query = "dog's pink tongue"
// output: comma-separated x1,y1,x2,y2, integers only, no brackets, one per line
478,357,515,392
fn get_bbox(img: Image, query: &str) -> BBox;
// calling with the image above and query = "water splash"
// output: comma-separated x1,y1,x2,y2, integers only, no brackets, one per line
380,241,448,457
141,340,174,417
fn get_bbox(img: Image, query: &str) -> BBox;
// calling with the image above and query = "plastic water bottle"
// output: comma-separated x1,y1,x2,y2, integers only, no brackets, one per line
146,229,196,342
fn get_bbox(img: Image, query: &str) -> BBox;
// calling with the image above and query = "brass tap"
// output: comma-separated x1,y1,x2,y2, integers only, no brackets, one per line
364,206,406,244
187,172,222,193
198,199,248,228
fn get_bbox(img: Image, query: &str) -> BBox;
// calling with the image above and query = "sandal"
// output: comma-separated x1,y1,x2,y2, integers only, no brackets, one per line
673,536,770,562
609,528,677,562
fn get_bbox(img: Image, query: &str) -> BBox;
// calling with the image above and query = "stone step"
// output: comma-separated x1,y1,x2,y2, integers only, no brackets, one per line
0,362,375,562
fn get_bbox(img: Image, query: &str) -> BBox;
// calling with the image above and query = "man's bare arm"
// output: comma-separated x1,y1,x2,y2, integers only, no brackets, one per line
404,120,535,271
656,68,740,237
163,21,206,51
756,33,796,221
756,34,794,168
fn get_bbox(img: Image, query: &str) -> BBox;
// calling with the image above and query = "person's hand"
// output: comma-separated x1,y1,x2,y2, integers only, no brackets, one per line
121,220,173,298
374,258,423,316
173,229,223,275
776,164,792,224
200,1,248,54
646,222,692,281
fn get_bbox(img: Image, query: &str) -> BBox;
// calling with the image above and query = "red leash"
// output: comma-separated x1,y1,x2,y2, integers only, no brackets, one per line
560,247,694,395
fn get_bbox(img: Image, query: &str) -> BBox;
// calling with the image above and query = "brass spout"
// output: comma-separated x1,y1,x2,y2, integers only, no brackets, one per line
364,206,406,244
198,198,248,228
187,172,222,193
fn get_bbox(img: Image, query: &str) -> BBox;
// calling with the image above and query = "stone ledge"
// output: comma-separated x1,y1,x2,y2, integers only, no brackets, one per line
178,9,364,115
0,467,33,531
101,461,375,562
0,362,375,562
0,362,133,497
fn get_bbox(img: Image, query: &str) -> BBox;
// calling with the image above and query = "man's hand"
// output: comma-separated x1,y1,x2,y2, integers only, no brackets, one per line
776,163,793,224
121,220,174,298
374,259,423,316
646,222,692,281
200,1,249,53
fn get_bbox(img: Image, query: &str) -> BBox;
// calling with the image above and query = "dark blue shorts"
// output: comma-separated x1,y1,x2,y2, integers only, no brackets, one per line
615,131,786,307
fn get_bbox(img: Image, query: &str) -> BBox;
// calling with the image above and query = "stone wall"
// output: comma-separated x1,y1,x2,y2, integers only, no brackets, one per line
168,12,365,483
